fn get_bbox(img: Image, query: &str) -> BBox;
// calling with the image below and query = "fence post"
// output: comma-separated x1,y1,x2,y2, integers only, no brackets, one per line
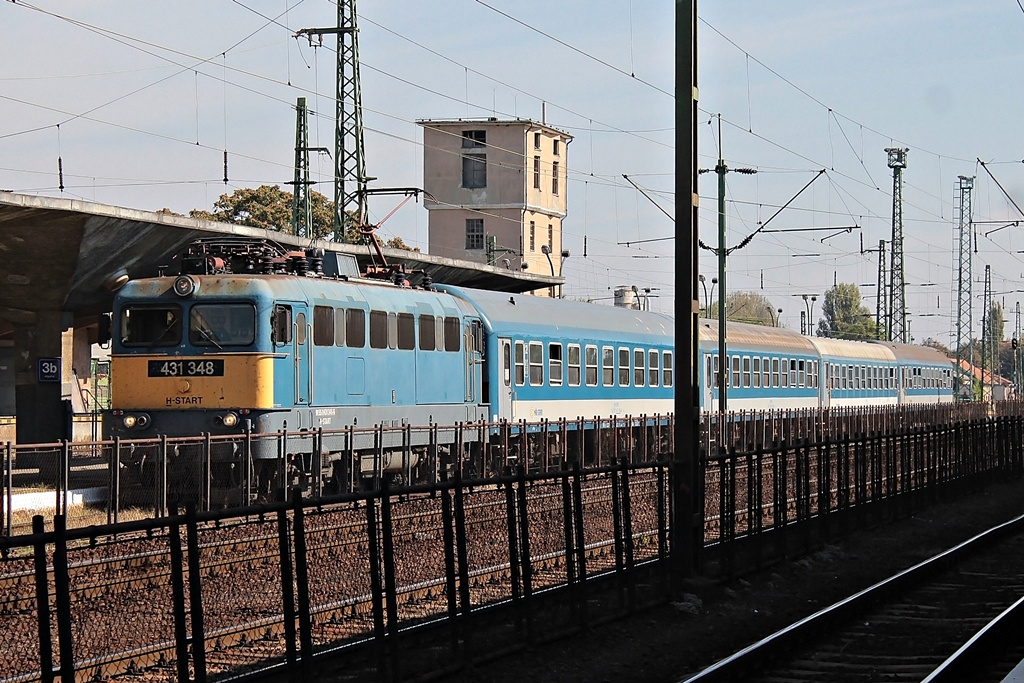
291,489,313,678
168,516,190,683
439,470,462,661
276,499,297,673
52,515,74,683
33,515,54,683
4,442,12,537
185,506,207,683
379,479,400,680
453,471,472,662
515,465,534,642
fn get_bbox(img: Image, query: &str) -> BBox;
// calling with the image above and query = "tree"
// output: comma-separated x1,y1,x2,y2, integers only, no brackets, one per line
816,283,879,340
709,291,778,326
189,184,415,250
920,338,952,357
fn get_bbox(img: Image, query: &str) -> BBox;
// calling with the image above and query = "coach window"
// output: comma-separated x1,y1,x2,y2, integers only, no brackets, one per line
529,342,544,385
650,349,660,387
712,354,720,388
787,359,795,387
771,358,780,388
514,341,526,386
779,358,788,388
732,356,741,388
503,342,511,386
313,305,334,346
346,309,365,348
663,350,673,387
549,343,563,385
602,347,615,386
618,348,630,386
585,345,598,386
334,307,345,346
397,313,415,350
762,357,770,388
633,349,645,387
743,356,751,388
568,344,581,386
752,357,760,388
444,316,461,352
419,314,435,350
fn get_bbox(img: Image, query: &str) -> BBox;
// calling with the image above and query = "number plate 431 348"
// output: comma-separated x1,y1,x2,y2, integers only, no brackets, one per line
148,359,225,377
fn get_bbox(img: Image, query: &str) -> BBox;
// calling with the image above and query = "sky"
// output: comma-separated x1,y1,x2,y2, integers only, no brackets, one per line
2,1,1024,347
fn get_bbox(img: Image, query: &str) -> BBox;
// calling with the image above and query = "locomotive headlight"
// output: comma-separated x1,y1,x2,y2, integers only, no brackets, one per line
122,415,137,429
173,275,197,298
221,412,239,428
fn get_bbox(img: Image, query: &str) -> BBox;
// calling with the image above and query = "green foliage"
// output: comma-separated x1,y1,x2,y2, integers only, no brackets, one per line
717,291,778,326
189,184,414,250
816,283,879,340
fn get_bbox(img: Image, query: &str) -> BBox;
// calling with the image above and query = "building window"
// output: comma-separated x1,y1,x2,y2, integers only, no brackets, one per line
462,130,486,148
534,132,541,149
462,154,486,188
529,222,535,251
553,138,560,156
552,161,559,195
533,156,541,189
466,219,484,249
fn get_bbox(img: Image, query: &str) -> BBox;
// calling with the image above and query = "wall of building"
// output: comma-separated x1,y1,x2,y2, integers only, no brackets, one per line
420,119,570,292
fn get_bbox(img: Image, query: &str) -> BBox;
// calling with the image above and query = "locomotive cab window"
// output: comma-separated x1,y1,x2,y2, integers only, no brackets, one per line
190,304,256,347
121,305,182,347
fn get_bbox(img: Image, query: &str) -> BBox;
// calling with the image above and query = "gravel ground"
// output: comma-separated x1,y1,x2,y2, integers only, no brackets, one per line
463,477,1024,683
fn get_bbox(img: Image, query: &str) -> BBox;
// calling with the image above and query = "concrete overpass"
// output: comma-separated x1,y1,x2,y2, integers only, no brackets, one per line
0,191,560,444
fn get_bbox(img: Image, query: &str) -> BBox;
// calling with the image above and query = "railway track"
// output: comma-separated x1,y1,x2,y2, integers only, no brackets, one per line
683,514,1024,683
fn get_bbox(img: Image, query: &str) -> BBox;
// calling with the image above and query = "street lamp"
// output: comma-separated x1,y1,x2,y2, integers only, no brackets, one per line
767,305,780,327
801,294,818,335
698,275,718,318
541,245,570,298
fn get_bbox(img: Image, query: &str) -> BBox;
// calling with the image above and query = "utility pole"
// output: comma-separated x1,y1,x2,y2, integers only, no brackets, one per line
1015,302,1021,393
709,115,756,415
290,98,312,238
954,175,975,400
296,0,368,240
982,264,992,401
886,147,909,342
875,240,887,336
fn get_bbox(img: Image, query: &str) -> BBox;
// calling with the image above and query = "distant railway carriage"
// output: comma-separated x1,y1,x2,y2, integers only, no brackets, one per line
106,241,953,495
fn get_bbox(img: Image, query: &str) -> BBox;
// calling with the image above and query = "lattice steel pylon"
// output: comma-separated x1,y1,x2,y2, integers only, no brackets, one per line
296,0,368,240
290,97,312,238
886,147,909,342
954,175,975,400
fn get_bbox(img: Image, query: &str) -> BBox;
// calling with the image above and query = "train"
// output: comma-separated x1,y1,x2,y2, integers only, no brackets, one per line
105,239,953,494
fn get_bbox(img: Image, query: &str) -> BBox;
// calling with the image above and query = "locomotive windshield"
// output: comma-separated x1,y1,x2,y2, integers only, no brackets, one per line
121,306,182,347
189,304,256,347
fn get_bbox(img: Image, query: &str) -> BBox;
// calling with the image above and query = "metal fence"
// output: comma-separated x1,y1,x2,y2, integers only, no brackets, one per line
1,461,666,683
3,409,1024,681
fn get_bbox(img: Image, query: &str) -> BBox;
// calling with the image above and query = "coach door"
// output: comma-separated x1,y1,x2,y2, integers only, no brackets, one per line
293,307,311,405
498,338,513,419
